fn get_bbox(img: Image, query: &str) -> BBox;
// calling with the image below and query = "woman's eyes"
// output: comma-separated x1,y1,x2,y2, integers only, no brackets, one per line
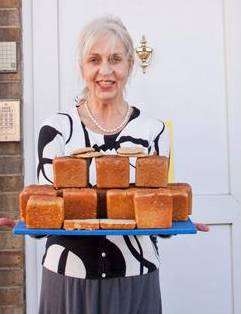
110,56,122,64
88,58,99,64
87,56,122,64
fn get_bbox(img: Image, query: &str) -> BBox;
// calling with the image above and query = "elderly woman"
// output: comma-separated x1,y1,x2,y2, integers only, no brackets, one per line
37,16,208,314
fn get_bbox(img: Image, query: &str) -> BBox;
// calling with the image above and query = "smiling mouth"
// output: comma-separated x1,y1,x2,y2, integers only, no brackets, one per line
96,80,116,88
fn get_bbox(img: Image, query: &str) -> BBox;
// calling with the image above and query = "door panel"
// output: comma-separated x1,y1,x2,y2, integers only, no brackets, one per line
160,226,232,314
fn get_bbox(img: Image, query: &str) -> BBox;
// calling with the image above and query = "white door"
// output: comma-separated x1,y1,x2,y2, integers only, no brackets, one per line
22,1,241,313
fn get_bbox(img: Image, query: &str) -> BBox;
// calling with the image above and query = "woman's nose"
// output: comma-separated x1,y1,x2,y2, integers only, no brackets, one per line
99,62,113,75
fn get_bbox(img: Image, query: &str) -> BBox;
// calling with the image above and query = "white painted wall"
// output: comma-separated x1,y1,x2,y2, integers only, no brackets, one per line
22,0,241,313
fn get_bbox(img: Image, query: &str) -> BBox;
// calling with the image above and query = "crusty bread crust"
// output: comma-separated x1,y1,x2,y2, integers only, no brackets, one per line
19,185,57,222
26,195,64,229
64,219,100,230
100,219,136,229
70,147,95,155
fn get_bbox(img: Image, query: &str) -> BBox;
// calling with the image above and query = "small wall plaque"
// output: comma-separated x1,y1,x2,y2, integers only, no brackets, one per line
0,42,17,73
0,100,20,142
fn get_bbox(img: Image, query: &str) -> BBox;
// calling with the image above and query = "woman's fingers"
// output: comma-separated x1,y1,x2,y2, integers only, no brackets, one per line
0,218,16,228
194,222,210,232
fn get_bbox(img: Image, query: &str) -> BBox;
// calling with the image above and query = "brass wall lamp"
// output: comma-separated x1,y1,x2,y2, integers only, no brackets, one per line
135,35,153,73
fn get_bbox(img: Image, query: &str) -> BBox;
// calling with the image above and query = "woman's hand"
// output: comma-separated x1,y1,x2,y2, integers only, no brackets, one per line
194,222,210,232
0,217,15,228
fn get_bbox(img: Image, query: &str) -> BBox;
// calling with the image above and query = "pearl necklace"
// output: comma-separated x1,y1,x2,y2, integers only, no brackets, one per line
84,100,131,134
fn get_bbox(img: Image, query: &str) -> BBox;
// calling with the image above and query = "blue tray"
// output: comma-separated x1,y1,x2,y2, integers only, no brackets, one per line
13,218,197,236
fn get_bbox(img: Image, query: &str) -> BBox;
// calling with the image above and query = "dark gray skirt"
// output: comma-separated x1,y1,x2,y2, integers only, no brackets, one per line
39,267,162,314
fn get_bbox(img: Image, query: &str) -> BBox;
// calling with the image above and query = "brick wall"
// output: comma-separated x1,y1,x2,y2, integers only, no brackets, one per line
0,1,25,313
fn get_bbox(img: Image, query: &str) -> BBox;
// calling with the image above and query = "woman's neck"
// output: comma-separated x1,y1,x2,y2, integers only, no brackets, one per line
77,93,133,135
87,95,127,122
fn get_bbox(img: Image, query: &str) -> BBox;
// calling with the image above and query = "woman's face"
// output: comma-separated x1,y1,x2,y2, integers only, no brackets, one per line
81,34,131,103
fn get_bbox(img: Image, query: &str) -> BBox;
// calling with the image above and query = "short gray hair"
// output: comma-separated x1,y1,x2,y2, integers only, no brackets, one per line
77,16,135,100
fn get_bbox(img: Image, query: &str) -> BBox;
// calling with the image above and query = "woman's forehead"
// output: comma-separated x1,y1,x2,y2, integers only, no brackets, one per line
87,34,126,56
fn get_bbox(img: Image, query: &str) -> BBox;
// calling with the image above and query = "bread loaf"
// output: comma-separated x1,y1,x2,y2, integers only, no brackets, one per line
106,189,135,219
19,185,57,221
100,219,136,229
134,190,173,228
168,183,192,215
63,188,97,219
26,195,64,229
53,157,89,188
96,155,129,188
135,155,169,188
64,219,100,230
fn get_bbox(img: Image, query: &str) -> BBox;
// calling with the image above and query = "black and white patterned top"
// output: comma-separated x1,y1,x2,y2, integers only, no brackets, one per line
37,104,170,279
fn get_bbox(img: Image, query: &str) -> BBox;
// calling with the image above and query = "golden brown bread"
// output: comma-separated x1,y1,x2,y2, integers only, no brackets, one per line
116,147,146,157
100,219,136,229
63,188,97,219
167,183,192,215
73,151,104,158
134,190,173,228
53,157,89,188
70,147,95,155
158,187,189,221
26,195,64,229
19,185,57,222
106,187,162,220
96,155,129,188
106,189,135,219
20,153,192,231
64,219,100,230
117,147,144,155
135,155,169,188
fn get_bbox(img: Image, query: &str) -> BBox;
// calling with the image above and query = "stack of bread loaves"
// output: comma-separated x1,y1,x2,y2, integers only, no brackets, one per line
19,147,192,230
